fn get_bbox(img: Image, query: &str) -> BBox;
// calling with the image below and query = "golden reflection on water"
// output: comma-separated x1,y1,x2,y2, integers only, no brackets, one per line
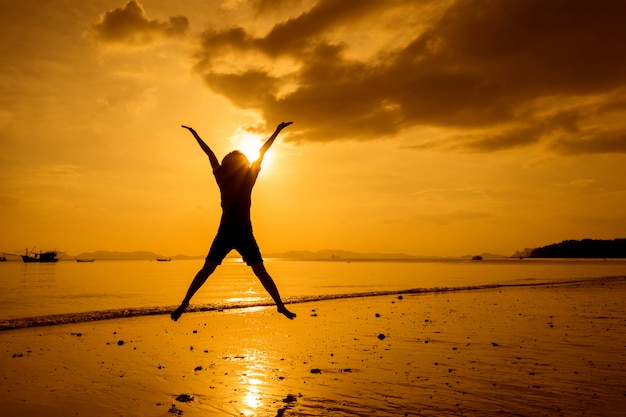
225,297,264,303
225,286,264,304
239,349,268,415
243,387,260,414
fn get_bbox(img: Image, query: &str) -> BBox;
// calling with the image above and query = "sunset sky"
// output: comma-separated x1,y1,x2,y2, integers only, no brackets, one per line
2,0,626,257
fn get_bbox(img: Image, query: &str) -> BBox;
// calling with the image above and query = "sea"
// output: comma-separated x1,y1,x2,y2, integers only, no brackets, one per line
2,257,626,330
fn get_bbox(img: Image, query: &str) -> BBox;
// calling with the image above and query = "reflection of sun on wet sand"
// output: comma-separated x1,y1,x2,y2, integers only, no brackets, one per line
2,277,625,416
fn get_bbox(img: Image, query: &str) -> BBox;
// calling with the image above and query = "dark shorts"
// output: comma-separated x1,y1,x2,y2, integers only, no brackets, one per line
206,224,263,265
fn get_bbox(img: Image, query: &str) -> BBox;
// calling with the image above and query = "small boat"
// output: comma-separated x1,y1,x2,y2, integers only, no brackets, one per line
22,249,59,263
471,255,483,261
76,258,95,262
156,258,172,262
0,256,6,262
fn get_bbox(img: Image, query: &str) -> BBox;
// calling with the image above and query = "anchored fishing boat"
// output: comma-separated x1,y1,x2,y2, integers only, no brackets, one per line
22,249,59,263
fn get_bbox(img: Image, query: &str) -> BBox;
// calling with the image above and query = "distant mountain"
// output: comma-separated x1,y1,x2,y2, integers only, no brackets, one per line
55,242,626,262
459,252,508,259
512,248,535,258
17,239,624,262
57,251,75,261
267,249,427,260
71,248,511,261
74,250,169,261
529,238,626,258
171,254,204,260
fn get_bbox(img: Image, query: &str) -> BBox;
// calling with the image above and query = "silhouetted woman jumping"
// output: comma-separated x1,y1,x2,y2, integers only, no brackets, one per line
171,122,296,321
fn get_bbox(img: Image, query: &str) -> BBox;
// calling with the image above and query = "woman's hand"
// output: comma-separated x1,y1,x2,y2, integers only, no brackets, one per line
277,122,293,131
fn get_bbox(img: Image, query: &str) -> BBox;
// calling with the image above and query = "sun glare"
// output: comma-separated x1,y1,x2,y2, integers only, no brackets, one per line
232,131,273,167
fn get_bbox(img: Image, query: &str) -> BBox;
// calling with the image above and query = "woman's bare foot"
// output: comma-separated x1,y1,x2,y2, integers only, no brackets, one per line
278,305,296,320
171,302,188,321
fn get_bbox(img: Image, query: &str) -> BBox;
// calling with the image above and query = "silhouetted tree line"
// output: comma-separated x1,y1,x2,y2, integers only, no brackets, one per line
529,239,626,258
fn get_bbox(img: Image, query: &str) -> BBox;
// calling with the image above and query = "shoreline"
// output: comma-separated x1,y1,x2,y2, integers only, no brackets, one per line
2,278,625,416
2,276,624,331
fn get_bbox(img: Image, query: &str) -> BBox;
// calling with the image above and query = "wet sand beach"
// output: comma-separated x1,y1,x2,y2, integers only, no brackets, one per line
1,277,625,416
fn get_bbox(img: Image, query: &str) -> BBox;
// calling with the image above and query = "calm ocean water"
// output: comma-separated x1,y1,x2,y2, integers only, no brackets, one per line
1,258,626,328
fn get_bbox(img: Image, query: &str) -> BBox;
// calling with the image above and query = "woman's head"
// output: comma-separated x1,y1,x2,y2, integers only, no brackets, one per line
221,150,250,170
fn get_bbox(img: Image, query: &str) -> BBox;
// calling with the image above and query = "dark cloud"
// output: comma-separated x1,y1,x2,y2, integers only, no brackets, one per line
88,0,188,44
259,0,386,55
550,130,626,155
455,109,582,152
193,0,626,153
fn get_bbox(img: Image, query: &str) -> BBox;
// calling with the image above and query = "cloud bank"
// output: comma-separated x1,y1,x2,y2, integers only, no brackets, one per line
88,0,188,45
192,0,626,154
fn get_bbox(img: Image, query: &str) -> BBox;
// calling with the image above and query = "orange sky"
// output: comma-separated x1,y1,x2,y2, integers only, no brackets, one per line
1,0,626,257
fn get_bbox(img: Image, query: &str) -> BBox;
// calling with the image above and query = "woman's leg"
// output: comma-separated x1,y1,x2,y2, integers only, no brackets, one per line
171,259,218,321
251,262,296,319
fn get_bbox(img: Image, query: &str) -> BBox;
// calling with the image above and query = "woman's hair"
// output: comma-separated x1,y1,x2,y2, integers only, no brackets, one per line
221,150,250,169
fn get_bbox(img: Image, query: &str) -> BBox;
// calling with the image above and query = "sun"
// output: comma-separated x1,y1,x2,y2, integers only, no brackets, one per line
232,131,274,167
238,136,261,162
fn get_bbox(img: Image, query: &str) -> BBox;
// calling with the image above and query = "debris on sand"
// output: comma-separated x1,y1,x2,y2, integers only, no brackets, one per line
168,404,183,415
283,394,298,403
175,394,194,403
